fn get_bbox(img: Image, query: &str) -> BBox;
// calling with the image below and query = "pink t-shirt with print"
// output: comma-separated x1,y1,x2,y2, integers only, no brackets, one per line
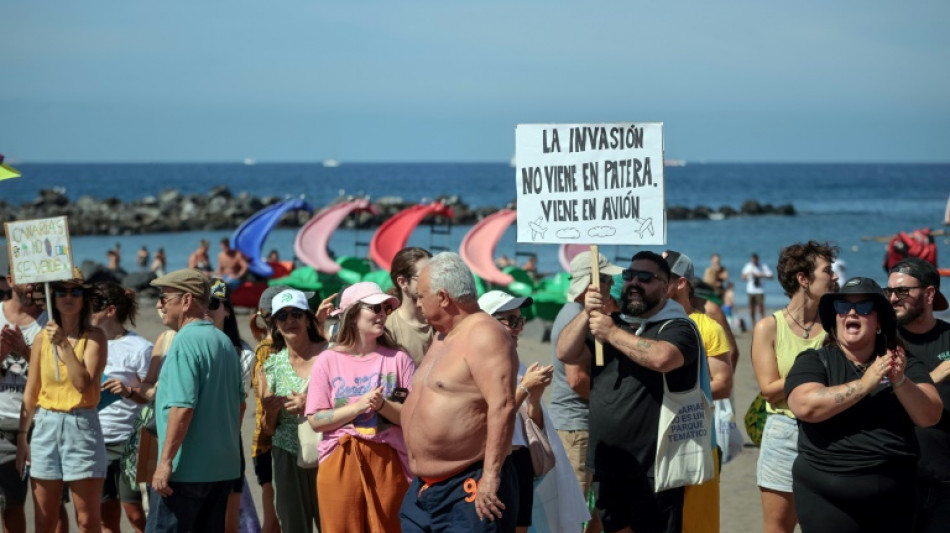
305,345,415,478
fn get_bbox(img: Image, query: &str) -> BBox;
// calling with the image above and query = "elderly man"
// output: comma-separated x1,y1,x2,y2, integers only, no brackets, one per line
400,252,519,532
887,257,950,533
558,250,703,533
146,269,243,533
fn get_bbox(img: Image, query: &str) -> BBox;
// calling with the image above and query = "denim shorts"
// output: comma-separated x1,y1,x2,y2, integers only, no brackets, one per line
756,414,798,493
30,407,107,482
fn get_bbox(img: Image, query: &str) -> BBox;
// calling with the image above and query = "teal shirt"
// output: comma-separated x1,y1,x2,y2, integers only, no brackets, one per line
156,320,243,482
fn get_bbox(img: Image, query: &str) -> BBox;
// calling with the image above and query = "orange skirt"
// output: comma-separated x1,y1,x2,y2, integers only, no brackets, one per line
316,434,410,533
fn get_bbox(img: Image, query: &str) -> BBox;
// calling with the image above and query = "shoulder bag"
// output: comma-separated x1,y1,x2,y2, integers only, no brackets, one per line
653,319,716,492
520,402,555,477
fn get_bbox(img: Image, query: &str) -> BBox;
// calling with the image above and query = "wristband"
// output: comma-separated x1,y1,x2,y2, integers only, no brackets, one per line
518,384,531,396
892,376,908,389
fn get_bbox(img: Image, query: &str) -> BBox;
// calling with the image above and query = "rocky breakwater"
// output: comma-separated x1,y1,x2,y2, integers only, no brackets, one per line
0,187,794,236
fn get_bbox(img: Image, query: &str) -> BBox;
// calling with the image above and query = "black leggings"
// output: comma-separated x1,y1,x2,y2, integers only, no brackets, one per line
793,458,915,533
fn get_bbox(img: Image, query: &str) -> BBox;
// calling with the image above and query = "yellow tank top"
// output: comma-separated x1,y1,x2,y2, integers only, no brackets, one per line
37,332,100,411
767,309,826,417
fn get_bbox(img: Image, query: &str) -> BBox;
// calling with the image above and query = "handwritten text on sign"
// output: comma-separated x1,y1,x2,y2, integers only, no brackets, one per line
515,123,665,245
4,217,74,284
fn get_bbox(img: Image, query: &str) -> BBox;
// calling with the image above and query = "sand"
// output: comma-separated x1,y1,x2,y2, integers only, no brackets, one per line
27,301,767,532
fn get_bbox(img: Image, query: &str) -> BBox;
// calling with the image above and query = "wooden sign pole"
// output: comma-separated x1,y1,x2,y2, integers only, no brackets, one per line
591,244,604,366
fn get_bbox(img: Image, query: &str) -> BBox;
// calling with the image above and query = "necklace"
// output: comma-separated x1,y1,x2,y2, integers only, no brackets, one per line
784,306,816,339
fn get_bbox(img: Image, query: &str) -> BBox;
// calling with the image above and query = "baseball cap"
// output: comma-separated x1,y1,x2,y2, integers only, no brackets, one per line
150,269,211,300
259,285,289,314
889,257,948,311
271,289,311,315
330,282,398,317
664,251,695,283
567,251,624,301
478,290,533,316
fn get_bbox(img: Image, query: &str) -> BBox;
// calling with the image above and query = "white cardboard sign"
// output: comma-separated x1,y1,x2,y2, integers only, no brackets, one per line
4,216,74,284
515,122,666,245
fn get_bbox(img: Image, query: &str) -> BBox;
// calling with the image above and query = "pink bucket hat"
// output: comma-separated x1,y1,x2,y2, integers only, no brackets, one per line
331,282,399,317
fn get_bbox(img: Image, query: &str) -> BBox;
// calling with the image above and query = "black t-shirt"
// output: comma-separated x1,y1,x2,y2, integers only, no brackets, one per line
588,315,699,480
785,345,933,474
900,320,950,482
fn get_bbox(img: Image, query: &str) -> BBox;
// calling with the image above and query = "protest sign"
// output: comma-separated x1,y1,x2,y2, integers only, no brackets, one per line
515,123,666,246
4,216,74,285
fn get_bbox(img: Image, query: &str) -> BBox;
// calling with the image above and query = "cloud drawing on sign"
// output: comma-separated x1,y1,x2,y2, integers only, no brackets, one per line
634,218,654,238
529,217,548,240
588,226,617,238
556,228,581,239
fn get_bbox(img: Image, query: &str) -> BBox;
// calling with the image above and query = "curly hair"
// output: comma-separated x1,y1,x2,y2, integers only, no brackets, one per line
776,241,839,297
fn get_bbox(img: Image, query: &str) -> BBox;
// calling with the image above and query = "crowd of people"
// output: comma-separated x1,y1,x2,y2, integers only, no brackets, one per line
0,238,947,533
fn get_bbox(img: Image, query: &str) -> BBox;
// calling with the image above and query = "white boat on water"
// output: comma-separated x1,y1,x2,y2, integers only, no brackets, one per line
243,158,256,166
323,159,340,168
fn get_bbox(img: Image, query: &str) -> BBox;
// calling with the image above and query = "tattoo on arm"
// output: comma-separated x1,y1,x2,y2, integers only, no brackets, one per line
617,338,653,366
314,410,335,423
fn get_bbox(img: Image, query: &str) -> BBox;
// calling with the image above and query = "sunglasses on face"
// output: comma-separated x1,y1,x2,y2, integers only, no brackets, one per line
90,298,111,312
496,315,526,329
621,269,666,283
591,273,614,284
362,303,393,316
53,287,85,298
883,286,922,300
274,309,306,322
159,293,184,306
833,299,876,316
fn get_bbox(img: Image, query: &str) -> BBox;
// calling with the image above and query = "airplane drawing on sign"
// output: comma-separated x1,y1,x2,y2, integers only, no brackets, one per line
634,218,654,239
528,217,547,240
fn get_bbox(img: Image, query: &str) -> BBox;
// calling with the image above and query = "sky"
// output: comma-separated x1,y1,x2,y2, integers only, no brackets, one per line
2,1,948,163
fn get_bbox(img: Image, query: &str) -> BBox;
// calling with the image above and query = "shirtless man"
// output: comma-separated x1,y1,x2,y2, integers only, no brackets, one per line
215,238,248,287
187,239,213,274
400,252,519,532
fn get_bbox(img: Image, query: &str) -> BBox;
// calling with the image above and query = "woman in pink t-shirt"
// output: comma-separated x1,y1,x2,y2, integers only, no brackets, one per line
305,282,415,532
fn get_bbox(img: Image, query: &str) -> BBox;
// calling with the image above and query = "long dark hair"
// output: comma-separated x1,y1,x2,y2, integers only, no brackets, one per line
51,284,92,335
269,309,325,352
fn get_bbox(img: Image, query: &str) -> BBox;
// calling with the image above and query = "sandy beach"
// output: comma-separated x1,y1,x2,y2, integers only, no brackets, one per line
27,300,766,532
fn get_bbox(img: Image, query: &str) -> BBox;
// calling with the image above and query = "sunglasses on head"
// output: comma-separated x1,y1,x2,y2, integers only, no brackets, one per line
274,309,306,322
53,286,84,298
833,299,876,316
362,303,393,316
621,269,666,283
496,315,526,329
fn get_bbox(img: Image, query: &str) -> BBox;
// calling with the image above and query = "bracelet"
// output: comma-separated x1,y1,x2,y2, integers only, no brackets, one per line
518,384,531,396
892,376,908,389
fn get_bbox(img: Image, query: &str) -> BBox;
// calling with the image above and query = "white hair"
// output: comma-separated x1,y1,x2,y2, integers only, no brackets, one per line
424,252,477,303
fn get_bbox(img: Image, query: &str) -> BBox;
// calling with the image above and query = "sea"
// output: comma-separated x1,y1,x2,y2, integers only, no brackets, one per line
2,162,949,313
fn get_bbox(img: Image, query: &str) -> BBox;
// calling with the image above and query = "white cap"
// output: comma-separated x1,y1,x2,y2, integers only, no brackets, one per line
477,290,533,316
271,289,310,314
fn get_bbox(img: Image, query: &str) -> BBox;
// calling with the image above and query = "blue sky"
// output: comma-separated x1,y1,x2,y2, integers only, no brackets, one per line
2,1,948,163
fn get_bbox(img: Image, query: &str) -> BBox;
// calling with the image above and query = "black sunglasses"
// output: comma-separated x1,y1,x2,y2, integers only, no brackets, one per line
883,286,922,300
496,315,526,329
362,303,393,316
53,286,85,298
833,299,876,316
209,299,222,311
622,269,666,283
274,309,306,322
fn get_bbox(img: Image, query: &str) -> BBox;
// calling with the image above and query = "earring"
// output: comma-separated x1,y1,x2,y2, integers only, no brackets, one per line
876,328,882,334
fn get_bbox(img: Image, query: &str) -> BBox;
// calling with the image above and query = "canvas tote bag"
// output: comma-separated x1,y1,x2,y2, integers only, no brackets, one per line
295,379,322,468
653,320,715,492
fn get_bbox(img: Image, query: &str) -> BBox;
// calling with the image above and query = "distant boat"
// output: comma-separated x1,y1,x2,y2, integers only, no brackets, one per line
243,158,256,166
323,159,341,168
664,159,687,167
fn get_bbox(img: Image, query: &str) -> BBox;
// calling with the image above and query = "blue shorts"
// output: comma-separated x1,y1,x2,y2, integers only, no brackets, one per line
30,408,107,482
400,457,518,533
756,414,798,493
